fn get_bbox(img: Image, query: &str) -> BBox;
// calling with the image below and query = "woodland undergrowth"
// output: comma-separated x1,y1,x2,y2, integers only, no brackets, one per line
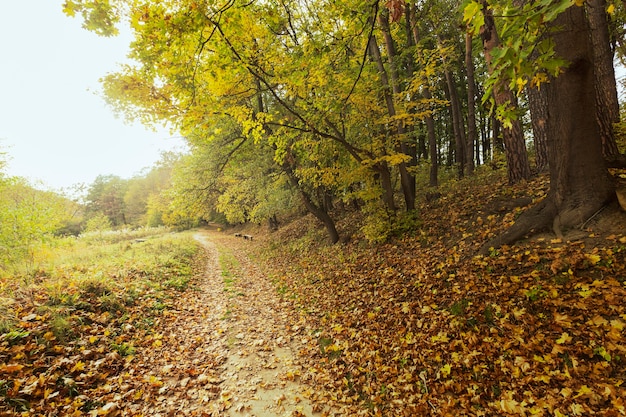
251,169,626,416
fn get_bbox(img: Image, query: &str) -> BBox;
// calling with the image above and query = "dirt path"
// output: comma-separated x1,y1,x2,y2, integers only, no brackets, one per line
115,229,329,416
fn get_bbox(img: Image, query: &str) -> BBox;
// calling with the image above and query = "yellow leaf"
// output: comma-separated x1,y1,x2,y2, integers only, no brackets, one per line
573,385,593,398
589,315,609,327
585,253,601,265
500,399,521,413
146,375,163,387
0,364,24,373
401,302,410,314
440,364,452,378
71,361,85,373
556,332,572,344
607,3,615,14
578,285,593,298
560,387,573,398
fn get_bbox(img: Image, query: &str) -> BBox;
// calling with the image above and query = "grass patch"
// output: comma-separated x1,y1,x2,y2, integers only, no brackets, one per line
0,228,205,415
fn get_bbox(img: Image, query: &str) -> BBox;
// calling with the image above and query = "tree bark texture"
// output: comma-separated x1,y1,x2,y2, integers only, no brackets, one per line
283,162,340,244
408,4,438,187
586,0,621,159
480,1,531,184
465,30,477,176
480,5,615,253
527,85,549,172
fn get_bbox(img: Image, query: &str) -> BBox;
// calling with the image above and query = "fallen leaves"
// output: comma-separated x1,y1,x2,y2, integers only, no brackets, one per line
255,174,626,416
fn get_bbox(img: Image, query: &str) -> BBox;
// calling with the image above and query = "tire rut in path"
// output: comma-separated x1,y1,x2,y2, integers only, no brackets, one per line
119,231,325,416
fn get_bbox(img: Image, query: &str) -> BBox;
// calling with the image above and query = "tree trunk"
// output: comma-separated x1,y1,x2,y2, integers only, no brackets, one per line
283,163,340,244
527,85,549,172
443,68,466,177
408,3,438,187
480,5,615,253
372,15,416,210
465,30,477,176
480,1,531,184
587,0,622,160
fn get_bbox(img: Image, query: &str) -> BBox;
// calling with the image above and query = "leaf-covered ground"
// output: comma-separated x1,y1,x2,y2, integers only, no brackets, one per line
244,172,626,416
2,171,625,416
0,231,208,415
0,230,334,416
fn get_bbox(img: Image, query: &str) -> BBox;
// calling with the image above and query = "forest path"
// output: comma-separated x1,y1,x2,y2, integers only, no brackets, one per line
121,229,324,416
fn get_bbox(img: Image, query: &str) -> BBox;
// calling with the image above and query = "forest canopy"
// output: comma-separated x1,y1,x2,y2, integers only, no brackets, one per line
62,0,626,246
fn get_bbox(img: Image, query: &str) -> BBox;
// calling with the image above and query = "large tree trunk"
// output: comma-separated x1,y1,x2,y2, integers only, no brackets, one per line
587,0,622,160
480,1,531,184
480,5,615,253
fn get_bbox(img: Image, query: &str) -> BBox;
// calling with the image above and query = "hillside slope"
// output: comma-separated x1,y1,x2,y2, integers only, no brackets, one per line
241,171,626,416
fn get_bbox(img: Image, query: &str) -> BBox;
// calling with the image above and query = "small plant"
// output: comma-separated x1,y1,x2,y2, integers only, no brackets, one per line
4,329,30,345
50,315,74,342
525,285,547,302
450,298,470,316
111,342,135,356
483,305,495,324
593,346,611,362
99,293,125,313
164,276,190,291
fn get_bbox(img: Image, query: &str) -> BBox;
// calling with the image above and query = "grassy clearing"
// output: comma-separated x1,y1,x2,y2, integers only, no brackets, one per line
0,228,205,414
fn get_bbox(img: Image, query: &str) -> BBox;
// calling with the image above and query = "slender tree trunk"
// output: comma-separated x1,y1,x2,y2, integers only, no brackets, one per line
480,5,614,253
283,162,340,244
480,1,531,183
374,13,416,210
366,35,400,211
443,68,466,177
587,0,622,160
465,30,477,176
527,85,549,172
409,3,438,187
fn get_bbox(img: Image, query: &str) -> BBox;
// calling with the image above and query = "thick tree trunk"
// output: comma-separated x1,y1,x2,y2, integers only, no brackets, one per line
480,5,615,253
527,85,549,172
587,0,621,159
465,30,477,176
480,1,531,184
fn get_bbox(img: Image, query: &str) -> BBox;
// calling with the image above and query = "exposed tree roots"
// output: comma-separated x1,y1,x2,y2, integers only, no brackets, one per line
478,196,616,255
479,199,556,255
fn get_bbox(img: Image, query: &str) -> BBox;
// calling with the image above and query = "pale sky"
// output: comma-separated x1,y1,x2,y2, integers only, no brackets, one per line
0,1,187,191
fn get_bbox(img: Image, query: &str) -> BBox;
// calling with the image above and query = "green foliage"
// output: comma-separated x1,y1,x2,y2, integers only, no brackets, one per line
0,177,73,274
84,213,112,233
463,0,571,117
361,206,422,244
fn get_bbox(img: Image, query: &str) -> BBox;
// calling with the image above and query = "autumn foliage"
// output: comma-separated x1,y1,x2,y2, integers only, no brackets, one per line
256,172,626,416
